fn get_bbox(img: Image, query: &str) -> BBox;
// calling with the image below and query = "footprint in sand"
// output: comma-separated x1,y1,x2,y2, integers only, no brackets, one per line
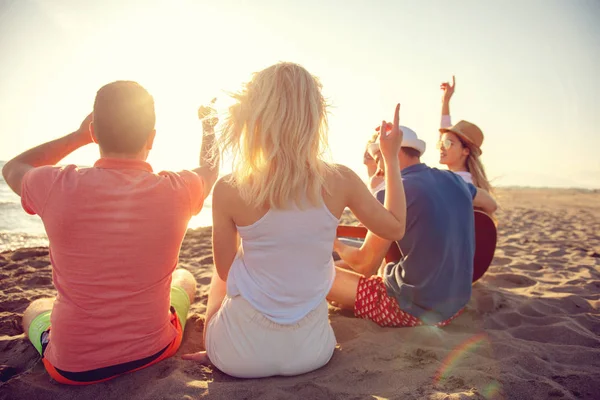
510,262,543,271
402,348,439,366
9,249,49,261
565,278,586,286
584,280,600,293
547,249,567,257
1,298,30,313
487,273,537,288
23,276,52,286
28,260,51,269
501,245,527,257
3,263,20,271
0,315,23,336
492,257,512,266
472,290,510,313
13,266,36,277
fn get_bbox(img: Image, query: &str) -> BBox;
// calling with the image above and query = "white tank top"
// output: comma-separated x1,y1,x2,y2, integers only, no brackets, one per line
454,171,474,184
227,202,339,324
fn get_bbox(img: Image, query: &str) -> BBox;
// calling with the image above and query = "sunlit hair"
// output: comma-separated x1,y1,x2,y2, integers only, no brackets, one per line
367,132,379,146
458,137,494,195
217,62,331,209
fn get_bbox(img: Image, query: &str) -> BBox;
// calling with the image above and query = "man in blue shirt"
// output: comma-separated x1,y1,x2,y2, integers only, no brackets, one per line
328,126,496,327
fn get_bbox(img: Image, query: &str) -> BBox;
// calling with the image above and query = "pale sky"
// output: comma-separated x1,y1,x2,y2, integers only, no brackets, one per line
1,0,599,188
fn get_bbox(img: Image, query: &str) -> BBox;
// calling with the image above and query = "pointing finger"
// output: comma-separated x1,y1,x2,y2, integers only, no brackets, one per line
393,104,400,129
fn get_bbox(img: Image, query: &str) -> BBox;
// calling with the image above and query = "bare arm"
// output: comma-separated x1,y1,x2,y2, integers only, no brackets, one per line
440,75,455,128
193,103,220,198
345,105,406,242
334,231,392,276
473,188,497,215
202,271,227,345
211,178,239,281
2,114,93,196
341,166,403,241
336,105,407,275
182,178,237,361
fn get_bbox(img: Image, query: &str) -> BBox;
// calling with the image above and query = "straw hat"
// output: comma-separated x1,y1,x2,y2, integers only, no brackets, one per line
439,120,484,155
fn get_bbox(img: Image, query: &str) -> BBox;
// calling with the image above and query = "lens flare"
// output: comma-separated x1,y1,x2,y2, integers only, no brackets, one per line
434,333,503,398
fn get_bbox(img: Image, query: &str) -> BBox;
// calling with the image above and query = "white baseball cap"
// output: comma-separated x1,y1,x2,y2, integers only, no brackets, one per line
399,126,426,156
367,126,426,157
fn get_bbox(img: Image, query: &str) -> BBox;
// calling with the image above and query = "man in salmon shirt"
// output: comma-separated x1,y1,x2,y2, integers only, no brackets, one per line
1,81,219,384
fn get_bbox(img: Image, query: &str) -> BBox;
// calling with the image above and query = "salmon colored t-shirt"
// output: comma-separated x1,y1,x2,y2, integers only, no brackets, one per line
20,158,205,372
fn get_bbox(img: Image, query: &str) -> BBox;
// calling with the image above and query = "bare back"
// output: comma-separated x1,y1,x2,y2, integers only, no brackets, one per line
220,163,403,239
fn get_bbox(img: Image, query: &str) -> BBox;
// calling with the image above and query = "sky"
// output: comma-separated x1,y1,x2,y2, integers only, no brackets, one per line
0,0,599,189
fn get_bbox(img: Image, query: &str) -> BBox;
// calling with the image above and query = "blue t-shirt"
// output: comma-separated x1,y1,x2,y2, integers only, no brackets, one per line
376,163,477,323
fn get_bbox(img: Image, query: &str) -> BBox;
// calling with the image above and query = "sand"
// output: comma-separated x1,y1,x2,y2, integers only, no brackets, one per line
1,188,599,399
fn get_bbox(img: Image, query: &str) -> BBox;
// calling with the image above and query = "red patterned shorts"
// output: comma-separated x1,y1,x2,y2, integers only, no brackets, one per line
354,276,462,327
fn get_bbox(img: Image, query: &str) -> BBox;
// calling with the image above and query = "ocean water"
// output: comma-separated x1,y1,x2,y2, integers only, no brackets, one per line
0,161,48,251
0,161,213,252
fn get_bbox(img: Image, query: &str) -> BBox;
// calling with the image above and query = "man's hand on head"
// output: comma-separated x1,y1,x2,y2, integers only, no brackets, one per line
76,113,94,146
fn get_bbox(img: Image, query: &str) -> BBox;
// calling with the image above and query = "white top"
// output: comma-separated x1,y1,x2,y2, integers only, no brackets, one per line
370,181,386,196
441,114,452,129
227,203,339,324
454,171,473,184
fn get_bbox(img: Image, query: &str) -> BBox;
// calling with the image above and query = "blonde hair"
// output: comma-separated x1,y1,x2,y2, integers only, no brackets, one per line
217,62,331,209
367,132,379,145
462,140,494,195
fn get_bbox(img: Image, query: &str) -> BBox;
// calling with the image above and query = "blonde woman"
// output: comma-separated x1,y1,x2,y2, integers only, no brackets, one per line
439,76,494,194
183,62,407,378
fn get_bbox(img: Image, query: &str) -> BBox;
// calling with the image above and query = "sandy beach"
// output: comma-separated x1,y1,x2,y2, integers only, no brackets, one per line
1,187,598,399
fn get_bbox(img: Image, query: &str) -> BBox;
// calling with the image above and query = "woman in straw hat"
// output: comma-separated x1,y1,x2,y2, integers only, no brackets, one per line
439,76,494,194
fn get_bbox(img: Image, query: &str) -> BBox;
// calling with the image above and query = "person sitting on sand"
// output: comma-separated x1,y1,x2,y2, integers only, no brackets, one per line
182,62,407,378
1,81,219,385
438,76,493,193
328,125,497,327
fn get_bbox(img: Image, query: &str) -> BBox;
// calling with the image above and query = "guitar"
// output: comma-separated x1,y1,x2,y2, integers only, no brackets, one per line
336,210,497,283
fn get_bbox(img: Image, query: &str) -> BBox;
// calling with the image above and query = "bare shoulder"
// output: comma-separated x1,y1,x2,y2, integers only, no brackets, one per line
325,163,362,189
212,175,240,204
322,163,362,209
214,174,234,190
324,163,354,181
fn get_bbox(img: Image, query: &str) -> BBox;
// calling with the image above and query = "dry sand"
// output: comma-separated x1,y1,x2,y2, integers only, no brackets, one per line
1,188,599,399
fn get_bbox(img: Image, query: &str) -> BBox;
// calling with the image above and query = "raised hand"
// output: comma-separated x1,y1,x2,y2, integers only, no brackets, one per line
378,104,402,164
198,98,218,129
440,75,456,102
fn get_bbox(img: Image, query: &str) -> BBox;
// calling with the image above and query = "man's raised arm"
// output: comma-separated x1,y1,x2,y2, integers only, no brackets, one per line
2,113,93,196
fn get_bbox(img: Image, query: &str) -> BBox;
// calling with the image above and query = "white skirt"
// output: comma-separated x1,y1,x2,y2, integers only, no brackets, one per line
206,295,336,378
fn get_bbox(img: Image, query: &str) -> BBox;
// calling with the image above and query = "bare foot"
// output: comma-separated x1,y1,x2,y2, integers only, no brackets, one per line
328,300,354,310
182,351,211,364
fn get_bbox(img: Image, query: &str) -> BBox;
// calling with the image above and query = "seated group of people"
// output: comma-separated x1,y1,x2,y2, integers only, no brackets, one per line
2,64,496,383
